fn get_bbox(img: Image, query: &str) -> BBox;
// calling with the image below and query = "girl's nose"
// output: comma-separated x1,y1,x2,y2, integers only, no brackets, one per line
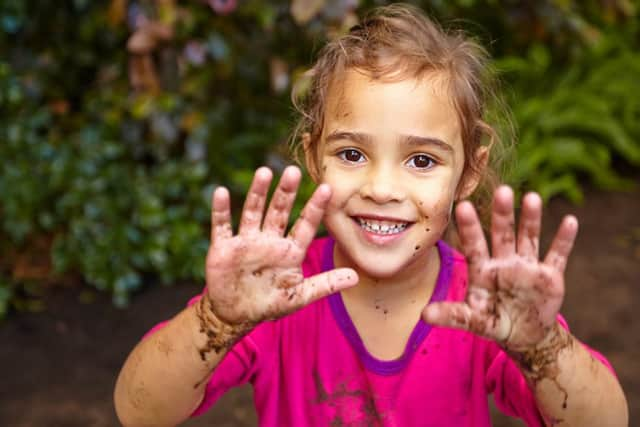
359,165,405,204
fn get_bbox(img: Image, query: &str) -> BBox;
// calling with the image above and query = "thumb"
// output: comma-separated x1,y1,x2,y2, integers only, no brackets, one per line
422,302,475,331
288,268,358,310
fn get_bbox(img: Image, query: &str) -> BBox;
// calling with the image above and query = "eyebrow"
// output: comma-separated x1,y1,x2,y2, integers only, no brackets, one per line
325,131,453,152
403,134,453,152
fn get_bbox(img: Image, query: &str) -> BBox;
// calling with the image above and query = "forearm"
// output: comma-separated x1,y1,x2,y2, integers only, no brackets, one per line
114,297,248,427
511,324,628,426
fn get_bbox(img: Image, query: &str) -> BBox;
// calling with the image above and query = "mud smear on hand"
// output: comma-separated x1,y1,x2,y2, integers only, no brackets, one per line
192,293,254,389
507,325,573,415
192,295,255,389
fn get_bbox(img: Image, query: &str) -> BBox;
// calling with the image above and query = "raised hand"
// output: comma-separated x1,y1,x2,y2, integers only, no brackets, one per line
423,186,578,353
204,166,358,328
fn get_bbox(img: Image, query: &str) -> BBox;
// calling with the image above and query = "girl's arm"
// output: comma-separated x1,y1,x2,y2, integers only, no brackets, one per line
114,303,233,427
423,186,628,426
114,167,358,427
512,321,627,426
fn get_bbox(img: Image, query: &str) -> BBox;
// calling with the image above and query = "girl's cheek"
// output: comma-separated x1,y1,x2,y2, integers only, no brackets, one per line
419,197,453,229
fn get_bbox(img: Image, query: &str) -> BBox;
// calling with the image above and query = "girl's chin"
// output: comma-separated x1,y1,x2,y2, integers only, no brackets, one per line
336,239,439,281
350,252,420,279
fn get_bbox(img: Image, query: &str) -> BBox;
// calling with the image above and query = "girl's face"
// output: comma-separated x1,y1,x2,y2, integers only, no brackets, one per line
315,69,477,279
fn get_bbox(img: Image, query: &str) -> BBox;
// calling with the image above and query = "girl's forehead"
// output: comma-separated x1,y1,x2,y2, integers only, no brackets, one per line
323,69,462,147
326,69,454,115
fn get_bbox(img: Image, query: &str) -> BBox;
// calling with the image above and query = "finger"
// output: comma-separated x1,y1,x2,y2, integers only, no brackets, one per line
423,301,511,341
422,302,478,332
491,186,516,258
456,201,489,267
262,166,301,236
544,215,578,273
288,183,332,250
287,268,358,309
516,192,542,260
211,186,232,241
238,167,273,236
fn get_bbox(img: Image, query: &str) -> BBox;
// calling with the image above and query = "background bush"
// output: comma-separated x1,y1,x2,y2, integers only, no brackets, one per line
1,0,638,317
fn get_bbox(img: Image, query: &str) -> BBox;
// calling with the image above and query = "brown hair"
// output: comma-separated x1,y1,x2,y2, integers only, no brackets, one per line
290,3,513,226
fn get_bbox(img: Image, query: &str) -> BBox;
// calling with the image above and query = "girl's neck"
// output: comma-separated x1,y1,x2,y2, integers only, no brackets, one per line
332,243,442,361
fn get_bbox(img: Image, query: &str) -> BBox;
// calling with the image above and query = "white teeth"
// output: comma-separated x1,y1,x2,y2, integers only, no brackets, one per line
357,218,408,235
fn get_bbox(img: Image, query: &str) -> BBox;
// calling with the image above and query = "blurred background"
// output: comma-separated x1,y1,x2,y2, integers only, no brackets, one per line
0,0,638,426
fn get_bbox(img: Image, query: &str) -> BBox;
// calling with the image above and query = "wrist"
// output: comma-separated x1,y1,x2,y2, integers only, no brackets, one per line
507,323,574,385
193,292,255,361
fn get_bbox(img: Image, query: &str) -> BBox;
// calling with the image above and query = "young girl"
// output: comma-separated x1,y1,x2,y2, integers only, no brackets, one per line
114,4,628,426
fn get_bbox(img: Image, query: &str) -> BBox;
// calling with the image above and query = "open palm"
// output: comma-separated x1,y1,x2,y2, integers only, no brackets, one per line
423,186,578,352
205,166,358,326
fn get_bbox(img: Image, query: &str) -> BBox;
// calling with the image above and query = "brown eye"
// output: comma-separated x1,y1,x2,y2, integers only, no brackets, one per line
339,149,365,163
407,154,434,169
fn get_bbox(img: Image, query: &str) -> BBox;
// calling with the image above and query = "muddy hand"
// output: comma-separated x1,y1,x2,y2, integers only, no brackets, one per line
205,166,358,327
423,186,578,352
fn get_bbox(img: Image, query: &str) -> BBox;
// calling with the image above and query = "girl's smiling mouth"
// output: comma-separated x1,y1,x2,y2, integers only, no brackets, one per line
350,215,414,244
356,217,409,234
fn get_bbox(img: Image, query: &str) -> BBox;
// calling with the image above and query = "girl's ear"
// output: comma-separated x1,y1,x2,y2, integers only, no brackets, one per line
302,132,321,183
457,145,490,200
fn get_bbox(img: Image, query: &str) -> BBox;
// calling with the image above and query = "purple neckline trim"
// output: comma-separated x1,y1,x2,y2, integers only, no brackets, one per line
325,238,453,376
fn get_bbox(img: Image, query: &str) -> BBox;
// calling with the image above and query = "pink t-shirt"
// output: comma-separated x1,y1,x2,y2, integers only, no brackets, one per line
157,237,613,426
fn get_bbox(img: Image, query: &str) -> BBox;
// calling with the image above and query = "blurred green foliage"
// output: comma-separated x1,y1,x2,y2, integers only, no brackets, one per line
0,0,638,316
501,39,640,202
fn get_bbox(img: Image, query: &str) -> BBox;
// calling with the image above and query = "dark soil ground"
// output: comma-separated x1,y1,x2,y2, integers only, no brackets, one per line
1,186,638,427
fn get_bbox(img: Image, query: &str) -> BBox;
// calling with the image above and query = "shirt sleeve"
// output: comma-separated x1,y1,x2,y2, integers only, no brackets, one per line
485,314,617,425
